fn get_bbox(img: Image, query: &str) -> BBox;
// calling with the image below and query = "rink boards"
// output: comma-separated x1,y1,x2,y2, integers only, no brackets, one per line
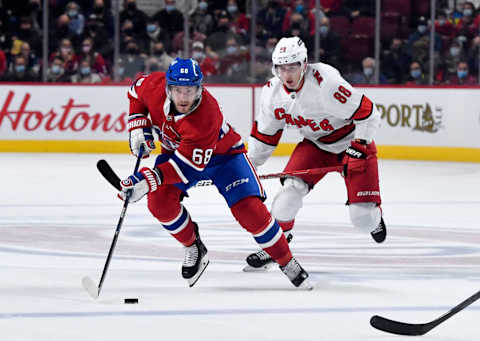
0,83,479,162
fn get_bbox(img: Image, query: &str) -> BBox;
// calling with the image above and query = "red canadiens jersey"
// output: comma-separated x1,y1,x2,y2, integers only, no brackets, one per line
127,72,245,184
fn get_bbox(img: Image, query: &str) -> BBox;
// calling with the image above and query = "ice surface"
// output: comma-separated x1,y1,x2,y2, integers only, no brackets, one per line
1,153,479,340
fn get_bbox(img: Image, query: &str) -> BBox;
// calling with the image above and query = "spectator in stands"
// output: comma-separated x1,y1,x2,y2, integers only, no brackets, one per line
84,17,111,62
227,0,249,41
257,0,286,38
435,9,457,39
26,0,42,32
254,36,278,82
405,61,428,85
455,1,477,42
121,40,145,79
143,17,171,54
78,37,107,77
317,16,341,68
192,1,215,35
64,2,85,37
284,12,310,49
381,38,411,84
88,0,114,37
468,35,480,75
408,16,442,66
16,16,41,54
152,0,184,39
149,41,173,71
3,54,38,81
191,40,218,80
20,42,39,77
71,57,102,83
53,38,79,77
120,0,148,36
47,56,71,82
282,0,309,34
347,56,387,84
172,18,206,55
441,38,467,80
205,10,234,52
446,60,478,84
318,0,347,17
217,35,249,83
51,14,73,50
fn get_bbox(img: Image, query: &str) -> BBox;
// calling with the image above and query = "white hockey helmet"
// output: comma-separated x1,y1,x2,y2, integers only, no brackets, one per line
271,36,308,77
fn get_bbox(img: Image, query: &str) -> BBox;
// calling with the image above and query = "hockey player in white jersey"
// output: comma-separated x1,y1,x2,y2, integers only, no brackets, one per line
245,36,387,270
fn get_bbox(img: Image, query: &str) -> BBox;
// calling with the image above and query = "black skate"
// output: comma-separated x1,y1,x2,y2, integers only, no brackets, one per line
280,257,313,290
370,217,387,243
243,233,293,272
182,224,209,287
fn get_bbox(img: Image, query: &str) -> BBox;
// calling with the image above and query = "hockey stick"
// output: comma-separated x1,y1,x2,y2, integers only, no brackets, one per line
96,159,344,190
370,290,480,336
82,146,144,300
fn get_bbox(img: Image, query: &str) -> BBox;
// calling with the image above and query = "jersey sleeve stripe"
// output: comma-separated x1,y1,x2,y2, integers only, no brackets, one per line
350,95,373,121
250,120,283,146
168,159,189,183
317,122,355,144
174,150,205,172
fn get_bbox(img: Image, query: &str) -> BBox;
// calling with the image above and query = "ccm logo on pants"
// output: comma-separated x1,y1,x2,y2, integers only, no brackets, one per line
225,178,249,192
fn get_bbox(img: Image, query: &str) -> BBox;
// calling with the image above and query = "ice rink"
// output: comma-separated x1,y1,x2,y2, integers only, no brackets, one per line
1,152,479,341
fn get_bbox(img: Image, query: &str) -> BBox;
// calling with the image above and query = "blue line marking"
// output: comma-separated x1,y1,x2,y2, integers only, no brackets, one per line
1,306,479,319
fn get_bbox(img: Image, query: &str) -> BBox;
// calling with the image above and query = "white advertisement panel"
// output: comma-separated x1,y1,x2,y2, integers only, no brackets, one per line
0,84,253,142
254,86,480,148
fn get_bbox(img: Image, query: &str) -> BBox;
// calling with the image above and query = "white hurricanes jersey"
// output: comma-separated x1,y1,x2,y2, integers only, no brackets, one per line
248,62,380,167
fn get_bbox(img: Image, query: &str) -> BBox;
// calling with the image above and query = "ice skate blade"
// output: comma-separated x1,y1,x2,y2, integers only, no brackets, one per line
298,278,314,290
242,262,275,272
187,256,210,287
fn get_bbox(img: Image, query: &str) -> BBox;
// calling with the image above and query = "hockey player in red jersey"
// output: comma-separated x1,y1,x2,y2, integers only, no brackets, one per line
118,57,312,288
245,37,387,271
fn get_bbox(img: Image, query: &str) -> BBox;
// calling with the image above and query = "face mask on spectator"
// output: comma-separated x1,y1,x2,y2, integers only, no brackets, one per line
226,46,238,55
457,70,468,78
165,5,176,12
94,5,104,13
363,67,373,77
68,10,78,18
61,47,72,55
80,66,91,76
295,5,304,13
319,26,329,36
463,8,473,16
127,3,136,11
192,51,205,60
52,65,63,74
418,25,427,33
82,44,92,53
154,48,164,56
15,65,26,73
147,24,157,33
450,46,460,56
227,5,238,13
127,46,138,54
410,69,421,79
199,2,208,10
438,18,446,25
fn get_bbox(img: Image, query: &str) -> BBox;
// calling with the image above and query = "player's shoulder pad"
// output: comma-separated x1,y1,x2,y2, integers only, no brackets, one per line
128,72,166,99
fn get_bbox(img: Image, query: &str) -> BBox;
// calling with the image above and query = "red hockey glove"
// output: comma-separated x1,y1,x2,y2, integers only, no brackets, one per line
128,113,156,159
118,167,162,202
343,139,370,176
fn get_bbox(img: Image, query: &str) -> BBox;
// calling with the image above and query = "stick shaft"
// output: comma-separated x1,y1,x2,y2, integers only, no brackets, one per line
96,147,143,296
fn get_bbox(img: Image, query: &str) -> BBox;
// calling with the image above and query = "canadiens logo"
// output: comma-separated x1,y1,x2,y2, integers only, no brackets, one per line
274,107,334,132
160,122,181,150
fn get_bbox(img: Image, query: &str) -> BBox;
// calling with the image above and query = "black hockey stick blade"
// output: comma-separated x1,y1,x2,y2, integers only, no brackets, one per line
370,290,480,336
97,159,122,191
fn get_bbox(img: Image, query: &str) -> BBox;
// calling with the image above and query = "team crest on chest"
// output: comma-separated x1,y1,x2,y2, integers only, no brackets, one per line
160,122,181,150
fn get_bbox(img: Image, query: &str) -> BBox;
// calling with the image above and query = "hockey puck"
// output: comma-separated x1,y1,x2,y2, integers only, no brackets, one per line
124,298,138,304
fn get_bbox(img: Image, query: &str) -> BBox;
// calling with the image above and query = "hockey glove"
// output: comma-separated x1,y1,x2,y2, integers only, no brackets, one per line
118,167,162,203
128,113,155,158
343,139,369,176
